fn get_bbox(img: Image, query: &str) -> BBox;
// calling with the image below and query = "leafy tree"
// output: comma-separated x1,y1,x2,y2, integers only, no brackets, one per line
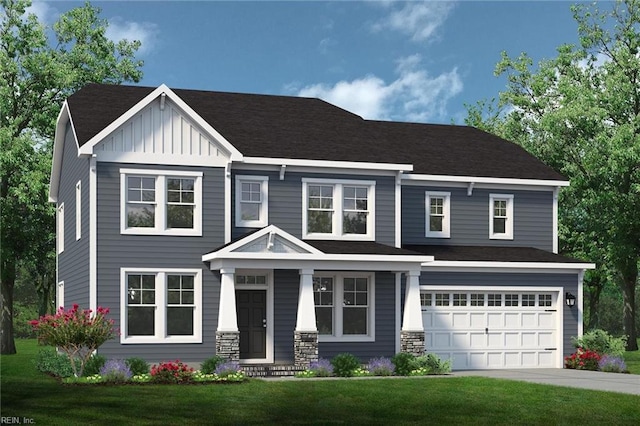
465,0,639,350
1,0,143,354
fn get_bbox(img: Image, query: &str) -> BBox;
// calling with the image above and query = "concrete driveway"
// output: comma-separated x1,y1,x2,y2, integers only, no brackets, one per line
453,368,640,395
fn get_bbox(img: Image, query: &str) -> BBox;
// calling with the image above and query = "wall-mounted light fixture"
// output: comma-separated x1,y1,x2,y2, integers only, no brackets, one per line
565,292,576,308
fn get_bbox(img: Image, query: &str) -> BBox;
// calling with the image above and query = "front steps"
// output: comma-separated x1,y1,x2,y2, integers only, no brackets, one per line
241,364,305,377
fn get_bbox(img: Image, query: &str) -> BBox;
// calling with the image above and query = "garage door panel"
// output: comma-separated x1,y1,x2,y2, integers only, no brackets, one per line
422,289,560,369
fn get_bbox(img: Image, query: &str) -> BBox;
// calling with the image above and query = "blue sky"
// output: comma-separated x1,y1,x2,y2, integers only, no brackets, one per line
29,1,584,124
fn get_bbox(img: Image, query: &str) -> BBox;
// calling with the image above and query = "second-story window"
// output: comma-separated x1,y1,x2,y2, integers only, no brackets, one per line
235,176,269,228
120,168,202,236
302,178,375,240
489,194,514,240
425,191,451,238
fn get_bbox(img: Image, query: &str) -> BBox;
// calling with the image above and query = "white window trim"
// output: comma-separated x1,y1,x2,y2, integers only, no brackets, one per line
235,175,269,228
57,203,64,254
120,267,202,344
302,178,376,241
489,193,514,240
425,191,451,238
57,281,64,310
120,168,203,236
75,181,82,241
315,271,375,342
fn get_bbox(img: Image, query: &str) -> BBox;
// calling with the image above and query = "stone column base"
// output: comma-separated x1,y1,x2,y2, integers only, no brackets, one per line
294,331,318,368
216,331,240,362
400,330,425,356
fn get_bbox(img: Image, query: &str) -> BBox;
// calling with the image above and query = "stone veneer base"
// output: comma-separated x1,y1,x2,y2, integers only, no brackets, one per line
400,330,425,356
294,331,318,368
216,331,240,362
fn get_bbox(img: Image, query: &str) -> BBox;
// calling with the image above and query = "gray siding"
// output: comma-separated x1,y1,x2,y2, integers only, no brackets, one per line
420,271,578,358
402,186,553,251
57,123,90,308
233,171,396,246
319,272,397,361
273,269,298,362
96,162,225,361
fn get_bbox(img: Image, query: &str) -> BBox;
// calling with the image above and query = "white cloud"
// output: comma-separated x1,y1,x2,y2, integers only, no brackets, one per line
294,54,463,122
25,1,58,24
105,18,159,55
372,1,455,42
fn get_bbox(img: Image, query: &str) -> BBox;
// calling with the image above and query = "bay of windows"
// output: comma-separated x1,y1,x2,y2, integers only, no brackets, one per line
120,169,202,236
303,179,375,240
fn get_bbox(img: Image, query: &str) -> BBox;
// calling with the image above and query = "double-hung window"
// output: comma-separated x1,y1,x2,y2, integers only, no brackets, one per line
120,169,202,236
235,175,268,227
489,194,514,240
425,191,450,238
121,268,202,343
313,273,374,341
302,178,375,240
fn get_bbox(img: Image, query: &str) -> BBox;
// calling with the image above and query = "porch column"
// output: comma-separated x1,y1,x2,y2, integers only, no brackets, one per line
401,270,425,356
216,268,239,361
294,269,318,367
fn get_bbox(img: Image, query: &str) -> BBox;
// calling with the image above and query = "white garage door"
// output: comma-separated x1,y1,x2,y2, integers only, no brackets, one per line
421,289,561,370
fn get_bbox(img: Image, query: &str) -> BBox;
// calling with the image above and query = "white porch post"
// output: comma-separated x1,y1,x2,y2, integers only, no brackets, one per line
218,268,238,332
401,269,425,356
295,269,317,331
402,270,423,332
294,269,318,367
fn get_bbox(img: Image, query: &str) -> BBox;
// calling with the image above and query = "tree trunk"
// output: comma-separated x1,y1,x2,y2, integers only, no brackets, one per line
618,259,638,351
586,275,604,330
1,260,17,355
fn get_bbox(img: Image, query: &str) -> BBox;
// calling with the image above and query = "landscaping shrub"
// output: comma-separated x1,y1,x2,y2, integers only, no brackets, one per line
150,360,194,383
309,358,333,377
14,302,38,338
125,357,150,375
331,353,360,377
414,353,452,375
391,352,417,376
34,347,73,378
200,355,225,374
571,329,627,357
83,354,107,377
564,348,601,370
100,359,133,382
367,357,394,376
598,355,628,373
214,361,241,378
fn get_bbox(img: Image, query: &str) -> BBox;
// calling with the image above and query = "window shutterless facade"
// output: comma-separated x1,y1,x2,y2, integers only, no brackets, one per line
120,169,202,236
425,191,450,238
120,268,202,343
489,194,514,240
235,175,268,228
302,178,375,240
313,272,374,341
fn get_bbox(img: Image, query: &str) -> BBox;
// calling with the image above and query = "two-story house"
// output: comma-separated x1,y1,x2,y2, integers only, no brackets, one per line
49,83,593,371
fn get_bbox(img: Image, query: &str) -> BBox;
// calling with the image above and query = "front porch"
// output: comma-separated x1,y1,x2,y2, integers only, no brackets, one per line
202,226,433,367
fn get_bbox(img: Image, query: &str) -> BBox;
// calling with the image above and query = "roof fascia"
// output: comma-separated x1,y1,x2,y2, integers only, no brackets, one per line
78,84,243,160
241,157,413,173
206,257,430,272
403,173,570,188
423,260,596,272
49,102,72,202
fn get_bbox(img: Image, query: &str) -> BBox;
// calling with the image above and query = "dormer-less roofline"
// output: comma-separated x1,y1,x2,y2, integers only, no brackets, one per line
77,84,244,161
402,173,570,188
240,156,414,173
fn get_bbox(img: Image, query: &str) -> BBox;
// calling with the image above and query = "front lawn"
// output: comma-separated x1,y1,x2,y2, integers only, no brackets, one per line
624,340,640,374
2,340,639,425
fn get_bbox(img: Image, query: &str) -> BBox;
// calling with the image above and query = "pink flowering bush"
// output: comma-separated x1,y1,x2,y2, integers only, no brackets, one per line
30,304,116,377
150,360,194,383
564,347,602,371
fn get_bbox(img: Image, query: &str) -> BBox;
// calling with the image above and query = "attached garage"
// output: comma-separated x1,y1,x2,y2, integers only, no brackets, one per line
421,287,563,369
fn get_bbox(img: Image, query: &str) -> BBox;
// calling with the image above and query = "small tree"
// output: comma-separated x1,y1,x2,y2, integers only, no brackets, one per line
30,304,116,377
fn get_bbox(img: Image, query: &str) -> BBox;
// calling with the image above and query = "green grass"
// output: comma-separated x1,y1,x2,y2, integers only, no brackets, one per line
2,340,639,425
624,340,640,374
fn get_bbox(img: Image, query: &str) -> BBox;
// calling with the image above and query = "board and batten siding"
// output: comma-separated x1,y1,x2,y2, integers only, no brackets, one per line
232,170,396,247
419,271,578,359
57,123,90,309
402,186,554,251
95,162,225,361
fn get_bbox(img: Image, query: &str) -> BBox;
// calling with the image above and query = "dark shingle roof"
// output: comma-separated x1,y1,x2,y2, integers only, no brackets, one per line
66,83,566,181
306,240,425,256
403,245,587,263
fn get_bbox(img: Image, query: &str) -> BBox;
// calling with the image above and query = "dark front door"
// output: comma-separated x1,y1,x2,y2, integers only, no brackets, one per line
236,290,267,359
